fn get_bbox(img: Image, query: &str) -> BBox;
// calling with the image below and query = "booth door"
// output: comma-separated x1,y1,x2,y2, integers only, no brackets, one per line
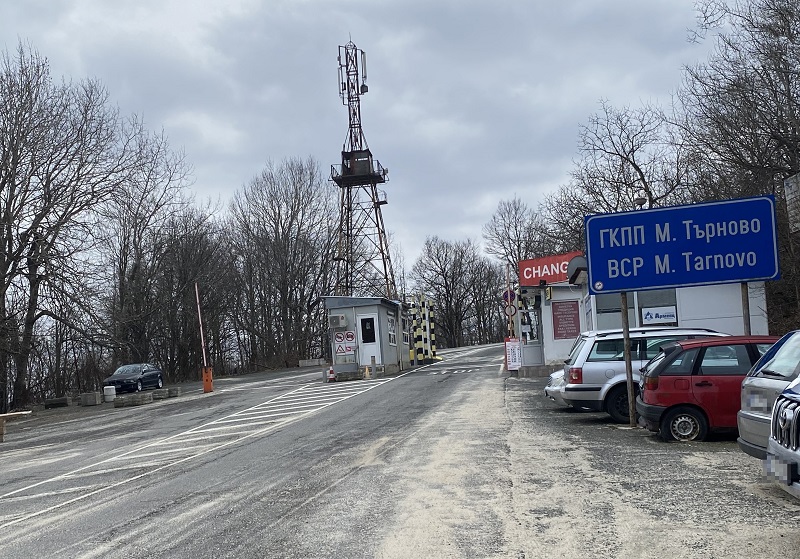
357,314,382,366
522,308,545,366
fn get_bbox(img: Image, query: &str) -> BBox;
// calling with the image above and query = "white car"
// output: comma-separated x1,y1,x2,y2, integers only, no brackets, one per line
560,326,727,423
544,369,568,406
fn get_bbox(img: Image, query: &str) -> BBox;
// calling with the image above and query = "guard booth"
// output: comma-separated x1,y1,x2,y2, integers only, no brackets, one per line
324,296,411,381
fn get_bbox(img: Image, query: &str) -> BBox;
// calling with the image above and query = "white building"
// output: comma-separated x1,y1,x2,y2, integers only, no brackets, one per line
515,252,769,373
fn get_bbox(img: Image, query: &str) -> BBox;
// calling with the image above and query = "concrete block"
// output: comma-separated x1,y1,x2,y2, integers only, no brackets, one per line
45,397,71,409
80,392,103,406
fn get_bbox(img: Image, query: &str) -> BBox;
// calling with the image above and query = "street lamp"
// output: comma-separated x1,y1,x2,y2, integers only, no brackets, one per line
633,190,647,209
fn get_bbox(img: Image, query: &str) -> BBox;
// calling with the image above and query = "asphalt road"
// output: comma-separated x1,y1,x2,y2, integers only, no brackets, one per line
1,345,800,558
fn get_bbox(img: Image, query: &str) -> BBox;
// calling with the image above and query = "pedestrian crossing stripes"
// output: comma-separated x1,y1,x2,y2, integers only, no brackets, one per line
427,368,478,375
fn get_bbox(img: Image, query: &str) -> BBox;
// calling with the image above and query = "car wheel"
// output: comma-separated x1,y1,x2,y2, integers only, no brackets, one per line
660,406,708,442
605,385,635,423
136,380,143,392
157,375,163,389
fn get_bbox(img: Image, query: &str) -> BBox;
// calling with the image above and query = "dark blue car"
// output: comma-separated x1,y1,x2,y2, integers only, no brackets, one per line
102,363,164,394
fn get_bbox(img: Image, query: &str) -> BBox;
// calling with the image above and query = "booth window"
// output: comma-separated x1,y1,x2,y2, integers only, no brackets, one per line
637,289,677,326
594,293,634,329
388,316,397,346
361,317,376,343
594,289,677,329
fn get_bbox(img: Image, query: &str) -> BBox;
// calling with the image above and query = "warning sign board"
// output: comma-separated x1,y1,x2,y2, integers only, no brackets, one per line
335,331,357,355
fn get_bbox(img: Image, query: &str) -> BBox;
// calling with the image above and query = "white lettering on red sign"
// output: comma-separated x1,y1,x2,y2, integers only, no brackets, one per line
518,251,583,285
522,261,569,280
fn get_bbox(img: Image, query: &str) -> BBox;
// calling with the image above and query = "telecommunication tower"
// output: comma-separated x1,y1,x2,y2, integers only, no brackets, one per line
330,41,397,300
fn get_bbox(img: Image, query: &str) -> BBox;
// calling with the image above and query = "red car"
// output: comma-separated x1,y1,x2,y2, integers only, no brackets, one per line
636,335,779,442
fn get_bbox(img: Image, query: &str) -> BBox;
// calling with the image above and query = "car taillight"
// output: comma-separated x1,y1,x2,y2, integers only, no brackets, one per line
644,376,659,391
568,367,582,383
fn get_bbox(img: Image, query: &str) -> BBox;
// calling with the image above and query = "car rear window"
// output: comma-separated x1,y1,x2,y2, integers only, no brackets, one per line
565,337,587,365
643,336,684,359
587,335,690,362
661,348,700,375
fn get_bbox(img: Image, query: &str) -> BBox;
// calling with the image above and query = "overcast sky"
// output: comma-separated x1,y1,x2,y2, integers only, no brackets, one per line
1,0,714,267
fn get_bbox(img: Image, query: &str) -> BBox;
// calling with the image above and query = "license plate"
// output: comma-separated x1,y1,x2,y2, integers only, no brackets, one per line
765,453,796,485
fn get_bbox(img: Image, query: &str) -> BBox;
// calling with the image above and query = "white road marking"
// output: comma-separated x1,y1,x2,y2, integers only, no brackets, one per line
0,375,400,529
0,359,478,529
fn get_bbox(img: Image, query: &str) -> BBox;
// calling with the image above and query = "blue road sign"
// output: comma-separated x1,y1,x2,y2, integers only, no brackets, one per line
585,196,780,294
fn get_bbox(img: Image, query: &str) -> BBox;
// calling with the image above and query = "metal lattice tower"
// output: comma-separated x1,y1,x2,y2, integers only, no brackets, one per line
330,40,397,300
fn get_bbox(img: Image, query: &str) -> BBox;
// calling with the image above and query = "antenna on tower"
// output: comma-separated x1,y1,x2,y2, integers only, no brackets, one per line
330,41,397,300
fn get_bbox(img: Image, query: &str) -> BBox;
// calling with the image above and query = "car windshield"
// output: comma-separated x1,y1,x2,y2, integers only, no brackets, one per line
112,365,141,376
751,332,800,380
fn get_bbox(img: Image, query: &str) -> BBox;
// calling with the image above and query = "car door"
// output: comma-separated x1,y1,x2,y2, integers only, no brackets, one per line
691,343,754,428
142,364,156,387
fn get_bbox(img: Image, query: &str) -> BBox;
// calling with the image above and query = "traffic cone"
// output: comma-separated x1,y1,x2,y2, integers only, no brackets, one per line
327,366,336,382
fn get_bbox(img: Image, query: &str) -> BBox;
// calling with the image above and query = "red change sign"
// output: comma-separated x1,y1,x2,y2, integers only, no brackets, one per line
518,251,583,285
552,300,580,340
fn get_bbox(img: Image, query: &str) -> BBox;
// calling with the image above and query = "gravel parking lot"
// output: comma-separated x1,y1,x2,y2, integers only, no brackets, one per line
504,376,800,558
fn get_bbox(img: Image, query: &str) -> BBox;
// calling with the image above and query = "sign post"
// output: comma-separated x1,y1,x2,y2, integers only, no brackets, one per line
585,196,780,426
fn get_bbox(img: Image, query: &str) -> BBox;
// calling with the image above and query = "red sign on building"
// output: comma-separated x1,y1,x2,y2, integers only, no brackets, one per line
518,251,583,285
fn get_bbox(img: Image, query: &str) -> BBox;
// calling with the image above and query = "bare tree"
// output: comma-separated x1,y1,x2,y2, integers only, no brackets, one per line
537,100,694,256
482,196,554,267
411,237,489,348
464,257,505,345
97,124,191,366
149,202,231,381
681,0,800,331
0,43,136,411
229,157,337,370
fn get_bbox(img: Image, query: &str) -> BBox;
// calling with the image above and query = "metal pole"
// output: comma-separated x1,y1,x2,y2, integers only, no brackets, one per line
621,291,636,427
741,282,751,336
505,264,513,337
195,282,208,368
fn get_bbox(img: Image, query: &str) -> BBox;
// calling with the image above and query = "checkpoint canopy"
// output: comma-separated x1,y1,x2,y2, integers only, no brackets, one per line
584,196,779,295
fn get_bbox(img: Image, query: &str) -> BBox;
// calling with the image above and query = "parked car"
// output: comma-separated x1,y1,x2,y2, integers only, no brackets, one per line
560,326,727,423
102,363,164,393
738,330,800,459
544,369,568,406
636,335,778,441
764,375,800,498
